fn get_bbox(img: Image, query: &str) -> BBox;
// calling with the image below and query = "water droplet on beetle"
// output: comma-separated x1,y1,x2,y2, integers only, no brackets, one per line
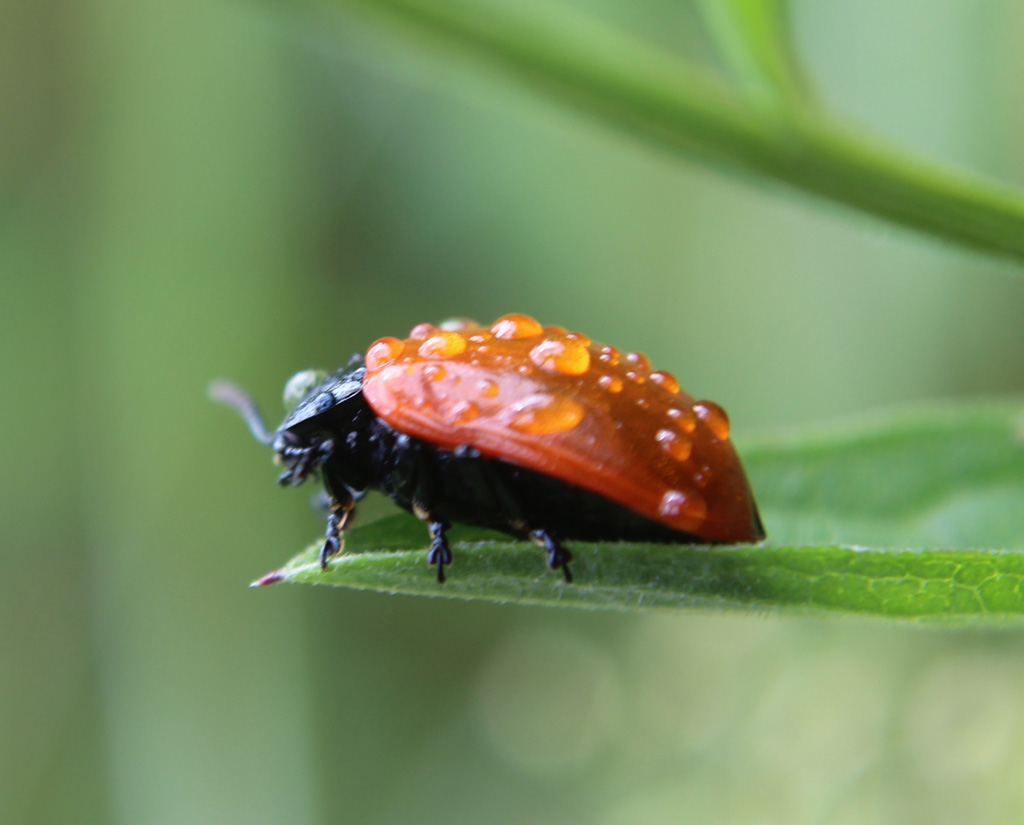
366,337,405,370
409,323,438,340
658,488,706,523
649,370,680,394
624,351,651,371
655,428,692,461
694,401,730,440
452,400,480,424
419,331,467,359
529,338,591,376
424,364,446,382
668,407,697,432
491,314,543,339
508,393,584,435
439,317,478,332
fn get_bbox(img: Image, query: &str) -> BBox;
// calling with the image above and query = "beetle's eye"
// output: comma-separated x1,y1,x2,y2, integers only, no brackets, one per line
283,369,326,410
314,392,335,413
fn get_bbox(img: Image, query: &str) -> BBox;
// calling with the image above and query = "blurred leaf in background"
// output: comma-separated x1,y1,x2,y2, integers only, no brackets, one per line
4,0,1024,824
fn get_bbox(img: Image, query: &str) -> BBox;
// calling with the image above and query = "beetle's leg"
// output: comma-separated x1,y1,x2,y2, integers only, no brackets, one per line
530,529,573,583
396,436,454,584
451,449,574,582
278,437,334,487
319,489,356,569
425,519,452,584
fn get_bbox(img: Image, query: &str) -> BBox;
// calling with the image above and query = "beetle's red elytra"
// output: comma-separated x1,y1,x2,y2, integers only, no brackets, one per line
362,314,762,543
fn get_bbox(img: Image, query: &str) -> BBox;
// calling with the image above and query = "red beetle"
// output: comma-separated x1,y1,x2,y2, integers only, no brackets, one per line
212,314,764,582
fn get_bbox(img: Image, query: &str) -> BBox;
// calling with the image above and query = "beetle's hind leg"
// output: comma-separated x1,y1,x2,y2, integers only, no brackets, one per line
319,490,356,569
426,519,452,583
530,529,573,583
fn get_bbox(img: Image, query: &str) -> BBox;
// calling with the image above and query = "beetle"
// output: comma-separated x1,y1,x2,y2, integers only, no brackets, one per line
211,314,764,583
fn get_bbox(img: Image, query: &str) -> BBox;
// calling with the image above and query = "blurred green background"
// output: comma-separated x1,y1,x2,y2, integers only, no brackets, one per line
6,1,1024,823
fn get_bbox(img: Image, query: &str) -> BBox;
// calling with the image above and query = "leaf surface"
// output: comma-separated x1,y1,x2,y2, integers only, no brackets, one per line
257,401,1024,622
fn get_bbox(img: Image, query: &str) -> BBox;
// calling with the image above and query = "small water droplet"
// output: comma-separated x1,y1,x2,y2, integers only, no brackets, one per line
509,393,584,435
624,351,651,371
625,371,645,384
409,323,438,340
424,364,446,382
491,313,543,339
478,378,499,398
658,488,706,523
529,338,591,375
694,401,730,440
418,331,468,359
598,345,619,366
452,400,480,424
649,370,680,394
598,375,623,393
439,317,478,332
655,428,692,461
366,337,405,370
668,407,697,432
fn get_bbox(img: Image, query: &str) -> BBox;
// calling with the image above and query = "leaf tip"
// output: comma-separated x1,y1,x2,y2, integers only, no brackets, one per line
251,569,286,587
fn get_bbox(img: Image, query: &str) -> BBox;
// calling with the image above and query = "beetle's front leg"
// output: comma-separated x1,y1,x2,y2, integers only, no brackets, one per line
277,436,334,487
319,488,356,569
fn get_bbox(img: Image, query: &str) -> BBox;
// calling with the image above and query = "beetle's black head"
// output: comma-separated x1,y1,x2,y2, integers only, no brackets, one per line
209,358,366,488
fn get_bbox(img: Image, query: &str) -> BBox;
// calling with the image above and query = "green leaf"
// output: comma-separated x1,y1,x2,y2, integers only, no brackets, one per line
310,0,1024,262
257,400,1024,622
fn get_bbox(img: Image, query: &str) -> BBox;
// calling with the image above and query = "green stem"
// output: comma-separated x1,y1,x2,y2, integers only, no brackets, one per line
321,0,1024,262
694,0,814,109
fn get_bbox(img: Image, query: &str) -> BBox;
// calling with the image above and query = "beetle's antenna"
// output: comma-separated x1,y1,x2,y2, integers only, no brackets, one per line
208,380,274,445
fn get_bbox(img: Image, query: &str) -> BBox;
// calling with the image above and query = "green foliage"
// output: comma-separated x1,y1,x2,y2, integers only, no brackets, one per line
264,401,1024,622
321,0,1024,260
